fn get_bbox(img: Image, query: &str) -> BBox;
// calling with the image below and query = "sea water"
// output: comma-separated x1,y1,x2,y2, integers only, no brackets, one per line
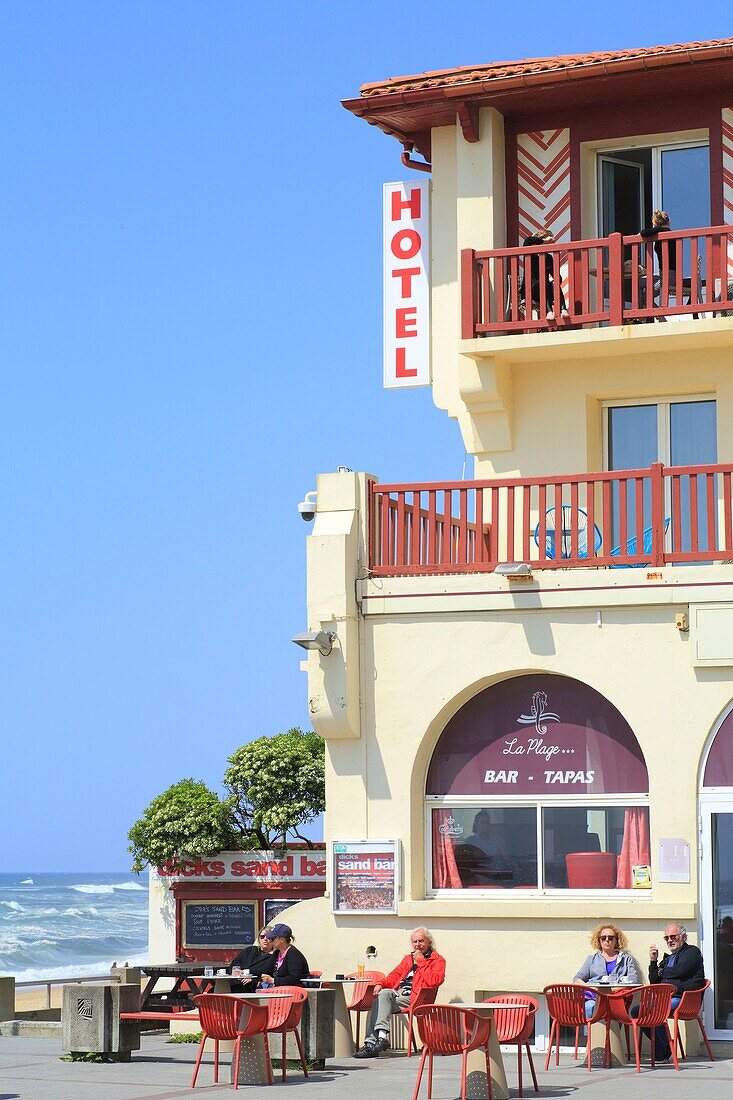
0,872,148,983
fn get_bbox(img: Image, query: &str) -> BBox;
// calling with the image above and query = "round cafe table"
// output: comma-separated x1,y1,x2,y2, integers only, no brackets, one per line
450,1003,510,1100
584,983,640,1066
303,978,358,1057
223,992,291,1085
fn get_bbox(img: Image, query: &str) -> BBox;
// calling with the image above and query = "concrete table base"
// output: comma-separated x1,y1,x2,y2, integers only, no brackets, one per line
231,1034,272,1086
460,1004,509,1100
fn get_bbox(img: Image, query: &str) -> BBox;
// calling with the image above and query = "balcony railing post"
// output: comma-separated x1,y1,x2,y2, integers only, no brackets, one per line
461,248,478,339
608,232,624,327
651,461,666,567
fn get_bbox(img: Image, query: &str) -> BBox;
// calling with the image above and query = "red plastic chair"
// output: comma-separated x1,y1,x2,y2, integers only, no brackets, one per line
345,971,386,1048
544,984,608,1071
606,983,675,1071
403,985,440,1056
486,995,538,1096
264,986,309,1082
565,852,617,888
412,1004,493,1100
191,993,272,1090
309,970,323,978
669,979,714,1062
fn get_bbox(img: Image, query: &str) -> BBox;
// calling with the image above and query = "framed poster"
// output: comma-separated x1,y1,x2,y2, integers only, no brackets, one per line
264,898,298,925
331,840,399,914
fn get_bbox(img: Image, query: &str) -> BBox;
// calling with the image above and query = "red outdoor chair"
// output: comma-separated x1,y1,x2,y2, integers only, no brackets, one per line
191,993,272,1090
412,1004,493,1100
544,983,608,1071
403,985,440,1056
606,983,675,1071
669,979,714,1062
345,971,386,1048
486,995,538,1096
264,986,309,1082
565,852,617,888
309,970,323,978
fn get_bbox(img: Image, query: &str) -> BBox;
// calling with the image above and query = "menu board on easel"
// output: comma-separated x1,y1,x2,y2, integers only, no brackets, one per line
331,841,399,914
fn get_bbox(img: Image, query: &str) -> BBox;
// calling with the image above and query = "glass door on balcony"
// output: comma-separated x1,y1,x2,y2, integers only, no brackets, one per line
599,156,645,237
656,143,711,277
605,398,717,555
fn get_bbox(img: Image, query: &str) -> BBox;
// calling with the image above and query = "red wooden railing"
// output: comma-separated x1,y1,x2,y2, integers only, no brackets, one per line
461,225,733,337
369,462,733,576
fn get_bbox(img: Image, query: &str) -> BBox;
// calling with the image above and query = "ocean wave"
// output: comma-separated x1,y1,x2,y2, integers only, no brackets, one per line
20,878,34,885
69,882,146,895
4,951,149,985
1,901,26,912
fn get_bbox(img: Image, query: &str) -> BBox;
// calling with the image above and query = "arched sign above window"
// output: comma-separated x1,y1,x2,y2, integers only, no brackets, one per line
426,674,648,796
702,707,733,787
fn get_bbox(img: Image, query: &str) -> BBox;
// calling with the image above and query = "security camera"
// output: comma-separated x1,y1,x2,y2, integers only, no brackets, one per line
298,490,317,522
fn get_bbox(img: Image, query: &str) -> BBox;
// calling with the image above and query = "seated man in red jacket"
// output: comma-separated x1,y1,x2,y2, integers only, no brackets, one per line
354,926,445,1058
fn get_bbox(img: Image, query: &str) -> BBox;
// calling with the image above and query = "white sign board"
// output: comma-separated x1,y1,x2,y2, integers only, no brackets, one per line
658,838,691,883
383,181,430,388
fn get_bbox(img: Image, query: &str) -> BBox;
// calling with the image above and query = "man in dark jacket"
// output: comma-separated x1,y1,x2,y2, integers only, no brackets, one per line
636,921,705,1061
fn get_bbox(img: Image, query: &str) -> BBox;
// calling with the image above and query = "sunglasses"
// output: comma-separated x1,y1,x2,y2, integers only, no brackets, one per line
664,934,681,942
599,934,617,941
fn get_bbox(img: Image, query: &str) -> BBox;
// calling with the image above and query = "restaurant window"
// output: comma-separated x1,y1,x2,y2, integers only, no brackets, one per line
427,674,649,892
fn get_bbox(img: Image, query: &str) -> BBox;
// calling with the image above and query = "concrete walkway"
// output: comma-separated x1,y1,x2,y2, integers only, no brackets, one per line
1,1033,732,1099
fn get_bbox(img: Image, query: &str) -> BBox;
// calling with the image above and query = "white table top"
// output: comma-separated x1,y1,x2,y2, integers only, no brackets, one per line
448,1002,511,1010
304,978,364,984
220,992,291,1000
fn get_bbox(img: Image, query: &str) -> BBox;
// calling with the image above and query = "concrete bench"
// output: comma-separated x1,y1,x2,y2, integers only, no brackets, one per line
120,1012,199,1023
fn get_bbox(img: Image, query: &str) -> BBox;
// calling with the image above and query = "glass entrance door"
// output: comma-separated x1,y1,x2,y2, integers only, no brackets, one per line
700,799,733,1037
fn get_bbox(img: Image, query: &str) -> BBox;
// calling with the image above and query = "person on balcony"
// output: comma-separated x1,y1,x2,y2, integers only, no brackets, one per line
520,229,569,319
353,926,445,1058
573,923,640,1017
631,921,705,1062
640,209,676,278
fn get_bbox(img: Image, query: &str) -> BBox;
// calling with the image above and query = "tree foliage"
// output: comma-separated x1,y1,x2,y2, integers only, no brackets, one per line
127,778,237,873
223,727,325,848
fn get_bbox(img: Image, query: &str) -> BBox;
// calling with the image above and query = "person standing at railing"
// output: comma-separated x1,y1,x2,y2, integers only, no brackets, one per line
520,229,569,320
640,210,677,317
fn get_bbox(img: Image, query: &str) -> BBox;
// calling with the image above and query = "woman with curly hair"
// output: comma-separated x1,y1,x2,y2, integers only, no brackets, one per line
574,923,640,1017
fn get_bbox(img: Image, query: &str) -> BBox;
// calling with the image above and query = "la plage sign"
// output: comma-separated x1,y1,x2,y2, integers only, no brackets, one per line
155,850,327,884
383,180,430,388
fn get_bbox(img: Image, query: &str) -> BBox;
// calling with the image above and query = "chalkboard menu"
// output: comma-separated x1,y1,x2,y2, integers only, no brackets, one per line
183,902,255,948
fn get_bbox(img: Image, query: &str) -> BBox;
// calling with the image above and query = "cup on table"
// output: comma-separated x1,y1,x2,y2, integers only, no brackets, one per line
217,968,227,976
204,966,214,978
241,969,250,978
335,973,345,981
357,963,365,978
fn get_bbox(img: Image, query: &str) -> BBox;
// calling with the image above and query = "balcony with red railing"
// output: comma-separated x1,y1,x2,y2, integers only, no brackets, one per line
461,225,733,338
369,462,733,577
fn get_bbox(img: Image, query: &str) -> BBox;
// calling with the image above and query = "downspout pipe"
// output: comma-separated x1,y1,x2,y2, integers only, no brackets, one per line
401,143,431,174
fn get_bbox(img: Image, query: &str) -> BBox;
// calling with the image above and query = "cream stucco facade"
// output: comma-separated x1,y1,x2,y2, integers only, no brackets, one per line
290,88,733,1042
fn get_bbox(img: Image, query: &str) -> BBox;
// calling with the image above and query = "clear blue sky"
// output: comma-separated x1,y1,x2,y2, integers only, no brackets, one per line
0,3,724,869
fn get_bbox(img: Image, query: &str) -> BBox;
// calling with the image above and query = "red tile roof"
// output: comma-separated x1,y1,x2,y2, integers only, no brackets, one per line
358,37,733,98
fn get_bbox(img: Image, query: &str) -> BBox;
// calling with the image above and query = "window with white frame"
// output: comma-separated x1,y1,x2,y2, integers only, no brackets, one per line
427,674,649,892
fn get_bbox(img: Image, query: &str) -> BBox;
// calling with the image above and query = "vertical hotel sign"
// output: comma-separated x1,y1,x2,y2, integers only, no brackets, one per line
383,181,430,388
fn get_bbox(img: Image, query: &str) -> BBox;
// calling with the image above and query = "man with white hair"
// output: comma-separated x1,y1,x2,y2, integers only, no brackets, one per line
354,927,446,1058
633,921,705,1062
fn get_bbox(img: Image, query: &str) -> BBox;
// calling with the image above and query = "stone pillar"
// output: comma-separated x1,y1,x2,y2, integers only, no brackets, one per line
62,982,140,1058
285,988,335,1062
0,976,14,1019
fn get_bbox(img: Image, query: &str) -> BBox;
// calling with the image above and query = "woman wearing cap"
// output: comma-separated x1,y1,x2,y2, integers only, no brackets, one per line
259,923,310,987
227,926,276,992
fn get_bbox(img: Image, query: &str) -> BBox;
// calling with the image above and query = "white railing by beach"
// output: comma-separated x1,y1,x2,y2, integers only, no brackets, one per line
16,973,123,1010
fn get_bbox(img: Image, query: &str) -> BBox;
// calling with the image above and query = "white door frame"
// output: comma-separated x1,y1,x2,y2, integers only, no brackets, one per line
699,791,733,1039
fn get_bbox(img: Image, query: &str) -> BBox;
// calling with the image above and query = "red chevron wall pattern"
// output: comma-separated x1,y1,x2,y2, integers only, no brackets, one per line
723,107,733,279
516,128,571,245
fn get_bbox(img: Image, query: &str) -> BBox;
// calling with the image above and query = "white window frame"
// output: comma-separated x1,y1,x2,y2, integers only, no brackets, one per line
425,795,650,897
601,393,716,472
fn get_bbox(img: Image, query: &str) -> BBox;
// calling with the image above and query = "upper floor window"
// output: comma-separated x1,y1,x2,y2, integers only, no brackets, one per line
427,674,649,893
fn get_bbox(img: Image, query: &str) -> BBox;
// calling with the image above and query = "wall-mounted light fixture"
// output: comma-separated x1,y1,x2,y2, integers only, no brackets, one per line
493,562,533,579
291,630,336,656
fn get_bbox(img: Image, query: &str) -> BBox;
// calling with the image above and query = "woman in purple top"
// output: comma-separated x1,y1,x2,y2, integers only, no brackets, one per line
574,923,640,1018
258,923,310,987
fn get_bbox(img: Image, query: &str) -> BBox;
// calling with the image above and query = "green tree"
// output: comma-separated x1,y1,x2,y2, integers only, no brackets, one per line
127,778,238,873
224,727,325,848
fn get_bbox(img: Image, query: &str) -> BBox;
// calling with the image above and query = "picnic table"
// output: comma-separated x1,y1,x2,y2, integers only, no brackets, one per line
139,962,220,1011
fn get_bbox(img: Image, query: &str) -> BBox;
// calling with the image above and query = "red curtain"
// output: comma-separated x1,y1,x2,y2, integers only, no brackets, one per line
431,809,462,888
616,807,651,888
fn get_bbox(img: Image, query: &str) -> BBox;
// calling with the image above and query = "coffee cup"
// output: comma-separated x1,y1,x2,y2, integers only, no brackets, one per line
241,969,250,977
